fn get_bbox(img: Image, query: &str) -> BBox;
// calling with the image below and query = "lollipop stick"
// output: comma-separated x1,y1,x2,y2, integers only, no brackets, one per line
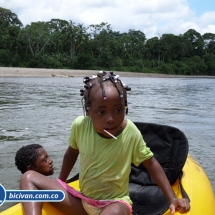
104,129,117,139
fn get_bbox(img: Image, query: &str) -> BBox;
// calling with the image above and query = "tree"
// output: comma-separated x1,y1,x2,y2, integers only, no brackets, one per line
62,21,88,58
202,33,215,54
145,37,160,66
88,22,114,67
0,7,23,51
183,29,204,57
19,21,51,57
73,23,88,56
0,7,22,27
204,53,215,75
47,18,70,54
159,34,180,62
126,29,146,58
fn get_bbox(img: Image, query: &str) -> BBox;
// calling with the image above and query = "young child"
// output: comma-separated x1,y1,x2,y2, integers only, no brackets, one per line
20,71,190,215
15,144,54,176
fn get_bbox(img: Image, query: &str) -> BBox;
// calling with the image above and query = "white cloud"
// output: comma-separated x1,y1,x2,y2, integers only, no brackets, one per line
1,0,215,38
199,11,215,25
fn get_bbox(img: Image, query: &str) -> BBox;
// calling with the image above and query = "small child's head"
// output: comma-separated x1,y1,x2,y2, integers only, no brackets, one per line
15,144,54,176
80,71,131,138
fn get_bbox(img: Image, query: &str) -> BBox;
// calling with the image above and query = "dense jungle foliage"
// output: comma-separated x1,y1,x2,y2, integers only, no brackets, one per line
0,7,215,75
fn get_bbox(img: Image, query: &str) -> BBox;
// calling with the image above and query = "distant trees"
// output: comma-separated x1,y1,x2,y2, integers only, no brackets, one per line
0,7,23,66
0,7,214,75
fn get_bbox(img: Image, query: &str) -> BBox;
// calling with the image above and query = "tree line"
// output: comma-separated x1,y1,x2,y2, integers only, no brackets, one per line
0,7,215,75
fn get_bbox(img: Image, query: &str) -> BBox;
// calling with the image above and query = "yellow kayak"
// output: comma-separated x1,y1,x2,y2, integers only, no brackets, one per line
1,155,214,215
163,155,215,214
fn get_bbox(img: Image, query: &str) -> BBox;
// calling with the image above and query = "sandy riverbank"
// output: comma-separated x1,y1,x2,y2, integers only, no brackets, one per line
0,67,213,78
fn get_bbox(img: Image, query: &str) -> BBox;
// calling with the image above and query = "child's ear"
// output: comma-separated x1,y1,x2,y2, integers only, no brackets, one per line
27,165,33,171
85,107,89,116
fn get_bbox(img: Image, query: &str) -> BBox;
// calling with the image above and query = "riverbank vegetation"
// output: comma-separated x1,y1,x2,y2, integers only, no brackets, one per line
0,7,215,75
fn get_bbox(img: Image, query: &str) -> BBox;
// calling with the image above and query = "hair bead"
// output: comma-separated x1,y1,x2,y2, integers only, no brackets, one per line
102,89,107,100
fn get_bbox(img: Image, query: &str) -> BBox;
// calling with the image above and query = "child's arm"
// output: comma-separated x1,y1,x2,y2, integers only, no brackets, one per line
142,156,190,214
58,146,79,182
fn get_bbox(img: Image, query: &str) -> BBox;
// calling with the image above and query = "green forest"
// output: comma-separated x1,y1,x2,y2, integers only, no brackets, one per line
1,7,215,75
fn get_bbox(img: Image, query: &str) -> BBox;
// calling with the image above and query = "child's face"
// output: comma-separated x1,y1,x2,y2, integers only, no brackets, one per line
31,148,54,176
87,84,125,138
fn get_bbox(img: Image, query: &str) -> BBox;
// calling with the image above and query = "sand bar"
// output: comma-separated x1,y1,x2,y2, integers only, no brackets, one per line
0,67,213,78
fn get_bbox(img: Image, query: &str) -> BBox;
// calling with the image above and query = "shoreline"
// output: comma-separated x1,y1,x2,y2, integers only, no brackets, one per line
0,67,213,78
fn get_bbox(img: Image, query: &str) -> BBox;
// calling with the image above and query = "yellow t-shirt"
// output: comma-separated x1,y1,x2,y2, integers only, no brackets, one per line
69,116,153,204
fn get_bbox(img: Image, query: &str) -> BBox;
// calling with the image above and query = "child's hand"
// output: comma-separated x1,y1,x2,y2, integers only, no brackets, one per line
169,198,190,214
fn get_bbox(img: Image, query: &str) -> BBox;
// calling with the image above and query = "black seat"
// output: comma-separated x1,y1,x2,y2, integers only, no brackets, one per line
129,122,189,215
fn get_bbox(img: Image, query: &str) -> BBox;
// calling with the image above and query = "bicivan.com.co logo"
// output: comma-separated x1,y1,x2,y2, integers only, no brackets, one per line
0,184,65,207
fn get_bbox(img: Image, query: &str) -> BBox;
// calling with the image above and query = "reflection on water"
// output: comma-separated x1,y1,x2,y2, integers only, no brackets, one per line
0,76,215,211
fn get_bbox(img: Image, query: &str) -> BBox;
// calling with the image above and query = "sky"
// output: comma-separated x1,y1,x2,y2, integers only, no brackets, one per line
1,0,215,39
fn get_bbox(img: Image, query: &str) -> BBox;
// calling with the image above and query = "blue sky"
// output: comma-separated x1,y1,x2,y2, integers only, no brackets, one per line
1,0,215,38
189,0,215,16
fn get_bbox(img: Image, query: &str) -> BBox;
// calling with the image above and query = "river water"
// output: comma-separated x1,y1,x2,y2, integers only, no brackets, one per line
0,76,215,212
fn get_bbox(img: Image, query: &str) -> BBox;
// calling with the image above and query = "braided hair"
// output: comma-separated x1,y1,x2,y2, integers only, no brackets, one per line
80,71,131,115
15,144,43,174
